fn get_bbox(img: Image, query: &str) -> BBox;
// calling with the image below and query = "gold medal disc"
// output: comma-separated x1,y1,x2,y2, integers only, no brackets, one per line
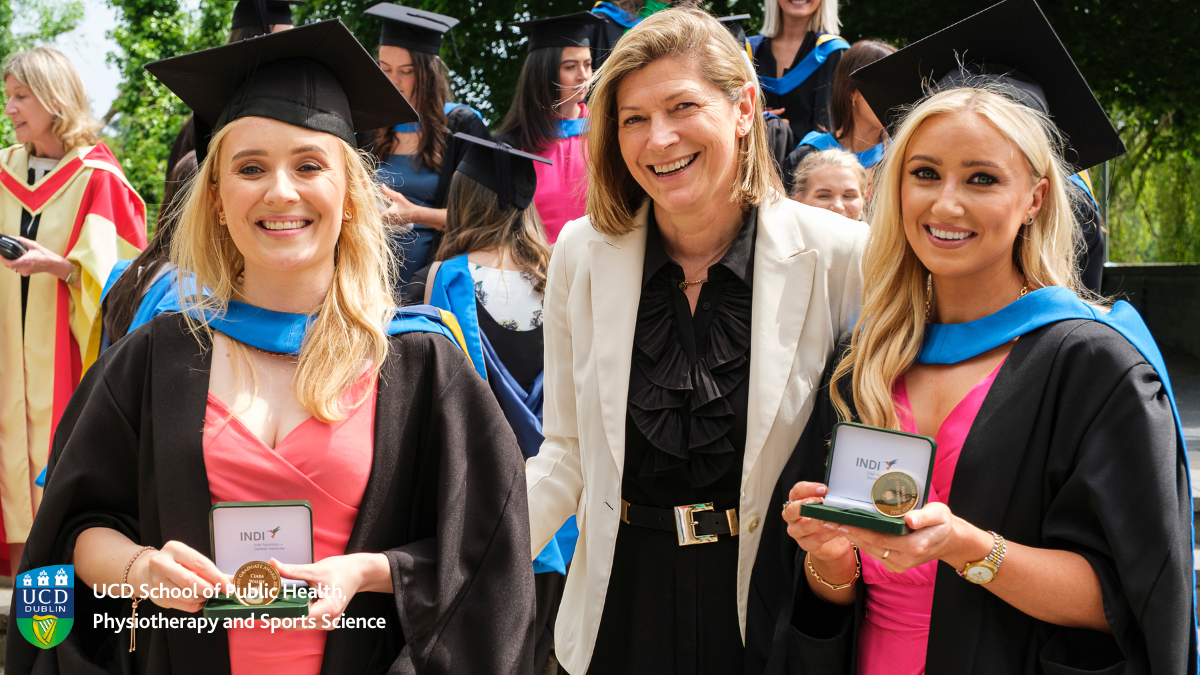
232,561,281,607
872,470,920,517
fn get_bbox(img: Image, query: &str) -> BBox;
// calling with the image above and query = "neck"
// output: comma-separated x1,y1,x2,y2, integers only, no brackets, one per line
779,13,811,41
237,263,334,315
557,100,583,120
29,137,66,160
655,197,744,277
841,116,883,154
468,247,520,271
930,261,1026,325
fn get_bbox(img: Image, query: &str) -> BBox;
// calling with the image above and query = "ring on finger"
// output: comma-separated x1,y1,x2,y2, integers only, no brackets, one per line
882,548,890,559
781,501,793,522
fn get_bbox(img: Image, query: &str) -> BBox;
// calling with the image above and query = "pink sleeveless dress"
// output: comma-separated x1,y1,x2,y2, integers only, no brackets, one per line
203,372,377,675
856,358,1006,675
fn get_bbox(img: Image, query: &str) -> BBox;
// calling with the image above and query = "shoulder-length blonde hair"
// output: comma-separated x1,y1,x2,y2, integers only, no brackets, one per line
832,86,1085,429
2,46,100,153
761,0,841,39
171,118,396,423
586,8,782,237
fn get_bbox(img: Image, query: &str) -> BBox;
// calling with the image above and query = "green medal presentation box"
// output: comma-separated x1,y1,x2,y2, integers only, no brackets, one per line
204,500,314,619
800,422,937,535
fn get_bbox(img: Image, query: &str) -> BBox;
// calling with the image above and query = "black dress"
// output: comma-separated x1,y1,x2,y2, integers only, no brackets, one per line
747,321,1195,674
7,313,538,675
585,209,756,675
753,32,842,143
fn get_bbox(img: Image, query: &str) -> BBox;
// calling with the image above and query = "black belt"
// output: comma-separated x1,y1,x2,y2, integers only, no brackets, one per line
620,499,739,546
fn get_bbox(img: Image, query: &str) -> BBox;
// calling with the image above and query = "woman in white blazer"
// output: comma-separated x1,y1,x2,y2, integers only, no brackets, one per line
525,9,866,674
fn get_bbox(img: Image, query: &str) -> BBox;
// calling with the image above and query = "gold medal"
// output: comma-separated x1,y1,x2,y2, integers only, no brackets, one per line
232,561,281,607
872,470,920,517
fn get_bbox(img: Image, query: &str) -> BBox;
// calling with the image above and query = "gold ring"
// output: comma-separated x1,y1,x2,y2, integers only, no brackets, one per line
882,549,890,559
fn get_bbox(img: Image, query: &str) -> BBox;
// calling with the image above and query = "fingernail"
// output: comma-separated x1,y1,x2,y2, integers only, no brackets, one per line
822,523,835,530
816,486,827,495
837,527,849,534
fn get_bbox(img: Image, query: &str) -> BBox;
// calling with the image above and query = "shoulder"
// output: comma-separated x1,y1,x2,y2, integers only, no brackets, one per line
447,105,489,137
1038,318,1156,380
553,215,606,257
384,328,477,391
758,195,867,262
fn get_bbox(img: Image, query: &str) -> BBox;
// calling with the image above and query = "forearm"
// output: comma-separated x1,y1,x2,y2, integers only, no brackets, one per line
412,205,447,230
944,520,1109,633
72,527,148,588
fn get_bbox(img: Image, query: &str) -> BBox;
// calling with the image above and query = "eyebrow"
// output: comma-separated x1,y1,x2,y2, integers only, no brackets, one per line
907,154,941,166
292,145,326,156
231,149,267,161
618,89,697,113
962,159,1002,169
229,145,327,162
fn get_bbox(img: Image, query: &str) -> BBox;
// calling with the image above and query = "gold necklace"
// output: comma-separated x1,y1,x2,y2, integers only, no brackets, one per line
925,275,1028,320
678,277,708,291
243,341,298,360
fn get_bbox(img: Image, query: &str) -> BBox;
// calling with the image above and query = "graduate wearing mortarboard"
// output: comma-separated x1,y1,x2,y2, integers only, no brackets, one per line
7,21,536,675
399,134,576,674
496,12,605,245
361,3,490,288
748,1,1195,673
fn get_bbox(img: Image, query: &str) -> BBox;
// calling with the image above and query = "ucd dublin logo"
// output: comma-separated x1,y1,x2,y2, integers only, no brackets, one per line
15,565,74,649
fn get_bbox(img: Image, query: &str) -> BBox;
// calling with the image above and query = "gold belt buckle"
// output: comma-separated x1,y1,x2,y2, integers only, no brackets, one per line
674,503,718,546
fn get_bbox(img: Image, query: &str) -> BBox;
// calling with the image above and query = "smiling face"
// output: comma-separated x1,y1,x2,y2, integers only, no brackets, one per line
214,117,348,285
901,111,1047,282
616,56,754,222
799,165,864,219
778,0,821,24
4,75,56,150
556,46,592,118
378,46,417,103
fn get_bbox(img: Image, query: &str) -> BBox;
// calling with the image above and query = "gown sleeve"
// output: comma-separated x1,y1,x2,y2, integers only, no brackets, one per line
383,337,536,675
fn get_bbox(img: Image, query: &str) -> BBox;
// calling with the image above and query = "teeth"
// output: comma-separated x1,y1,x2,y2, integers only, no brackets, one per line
929,226,972,241
652,154,696,175
259,220,309,231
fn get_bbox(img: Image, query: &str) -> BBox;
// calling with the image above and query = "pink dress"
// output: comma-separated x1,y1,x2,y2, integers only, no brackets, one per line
530,105,589,243
203,373,376,675
856,358,1006,675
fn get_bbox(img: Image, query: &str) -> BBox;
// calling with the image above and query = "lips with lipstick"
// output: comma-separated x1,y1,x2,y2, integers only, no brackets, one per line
651,153,698,177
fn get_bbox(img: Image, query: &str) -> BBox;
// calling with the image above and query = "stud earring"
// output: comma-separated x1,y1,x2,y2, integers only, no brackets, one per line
344,210,353,221
1026,216,1034,225
219,215,227,225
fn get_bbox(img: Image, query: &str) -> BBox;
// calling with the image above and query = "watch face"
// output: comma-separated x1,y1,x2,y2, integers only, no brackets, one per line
964,565,994,584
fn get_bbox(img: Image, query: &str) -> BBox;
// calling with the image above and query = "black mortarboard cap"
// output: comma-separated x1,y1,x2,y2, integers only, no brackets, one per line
365,3,459,55
454,133,552,210
717,14,752,49
509,12,606,52
849,0,1124,171
231,0,302,33
146,20,417,163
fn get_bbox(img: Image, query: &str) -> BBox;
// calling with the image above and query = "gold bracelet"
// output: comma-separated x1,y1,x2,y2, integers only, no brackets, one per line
806,546,860,591
123,545,155,653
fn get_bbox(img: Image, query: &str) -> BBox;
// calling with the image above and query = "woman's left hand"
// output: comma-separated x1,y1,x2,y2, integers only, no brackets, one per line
0,236,73,280
832,502,991,574
271,553,393,630
380,185,416,227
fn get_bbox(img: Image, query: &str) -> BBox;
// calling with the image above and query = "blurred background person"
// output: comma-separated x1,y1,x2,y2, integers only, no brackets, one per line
366,3,490,287
589,0,704,71
781,38,895,193
498,12,603,245
790,148,866,220
0,45,146,572
749,0,848,141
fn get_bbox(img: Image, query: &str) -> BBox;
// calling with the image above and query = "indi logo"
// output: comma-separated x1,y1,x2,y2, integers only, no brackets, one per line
241,526,282,541
16,565,74,649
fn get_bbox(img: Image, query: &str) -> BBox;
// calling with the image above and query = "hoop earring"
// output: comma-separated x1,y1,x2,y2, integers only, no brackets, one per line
219,215,227,226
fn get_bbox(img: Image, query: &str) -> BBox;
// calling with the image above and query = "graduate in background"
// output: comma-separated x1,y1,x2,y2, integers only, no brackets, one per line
780,39,894,194
751,2,1194,673
8,22,535,675
165,0,301,180
588,0,702,71
750,0,848,141
790,148,867,221
364,3,490,287
401,133,575,675
0,46,145,574
497,12,604,245
720,13,797,183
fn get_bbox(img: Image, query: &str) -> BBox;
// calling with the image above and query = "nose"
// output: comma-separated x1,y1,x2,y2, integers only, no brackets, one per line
4,100,16,118
579,64,592,84
264,167,301,206
829,197,846,216
646,113,679,154
930,176,965,221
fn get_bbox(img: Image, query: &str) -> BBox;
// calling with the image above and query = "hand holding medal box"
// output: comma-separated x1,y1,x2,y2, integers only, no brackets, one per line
800,422,937,534
204,501,314,619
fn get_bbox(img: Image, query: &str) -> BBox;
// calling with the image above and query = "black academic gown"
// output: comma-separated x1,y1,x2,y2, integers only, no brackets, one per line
7,313,537,675
752,33,842,143
747,320,1194,674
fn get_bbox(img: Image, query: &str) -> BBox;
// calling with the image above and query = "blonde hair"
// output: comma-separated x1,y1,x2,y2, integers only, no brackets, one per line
791,148,867,200
761,0,840,38
586,8,782,237
2,46,100,153
171,118,396,423
831,87,1086,428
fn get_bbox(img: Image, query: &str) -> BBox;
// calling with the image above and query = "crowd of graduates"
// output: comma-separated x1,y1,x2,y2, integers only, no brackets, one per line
0,1,1194,674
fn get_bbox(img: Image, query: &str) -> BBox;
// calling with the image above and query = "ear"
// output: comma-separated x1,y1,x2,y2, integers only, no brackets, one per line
1026,175,1050,222
736,80,757,137
208,184,224,221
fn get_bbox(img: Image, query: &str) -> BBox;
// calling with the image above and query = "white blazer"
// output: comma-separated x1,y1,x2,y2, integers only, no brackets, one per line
527,194,866,674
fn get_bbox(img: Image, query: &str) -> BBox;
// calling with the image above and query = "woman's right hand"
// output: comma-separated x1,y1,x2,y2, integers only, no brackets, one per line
130,541,229,613
783,482,855,566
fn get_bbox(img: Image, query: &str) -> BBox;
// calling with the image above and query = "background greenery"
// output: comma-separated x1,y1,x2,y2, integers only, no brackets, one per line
0,0,1195,260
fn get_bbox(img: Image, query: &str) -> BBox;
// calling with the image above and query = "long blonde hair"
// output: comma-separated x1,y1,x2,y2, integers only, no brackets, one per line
761,0,841,38
171,118,396,423
585,8,782,237
831,87,1085,428
2,46,100,153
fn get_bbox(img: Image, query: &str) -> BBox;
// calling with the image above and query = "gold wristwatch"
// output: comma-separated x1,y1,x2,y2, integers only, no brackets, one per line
960,530,1006,584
